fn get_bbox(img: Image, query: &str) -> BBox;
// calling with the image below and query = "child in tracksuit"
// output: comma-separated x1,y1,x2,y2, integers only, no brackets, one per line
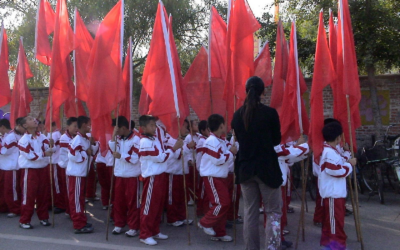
198,114,237,242
66,116,99,234
319,122,356,250
138,115,183,246
109,116,141,237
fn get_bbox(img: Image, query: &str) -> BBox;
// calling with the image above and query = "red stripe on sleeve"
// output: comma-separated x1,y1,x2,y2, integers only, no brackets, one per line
5,141,18,149
139,146,160,157
203,147,223,159
321,162,342,172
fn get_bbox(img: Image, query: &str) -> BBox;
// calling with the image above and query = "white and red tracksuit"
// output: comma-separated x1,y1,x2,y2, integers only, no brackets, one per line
165,136,191,223
58,131,75,215
227,137,241,221
184,133,199,202
84,133,99,199
18,132,54,224
313,145,351,224
195,134,209,216
274,143,309,240
139,133,174,239
66,132,98,229
319,143,353,250
95,149,114,207
0,130,21,214
108,131,141,230
48,130,64,210
199,133,234,237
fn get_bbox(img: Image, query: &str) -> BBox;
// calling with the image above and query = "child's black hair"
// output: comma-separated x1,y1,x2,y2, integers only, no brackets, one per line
130,120,135,130
324,118,340,126
16,117,25,126
66,117,78,126
112,116,129,129
322,122,343,142
139,115,156,127
77,116,90,129
198,120,208,135
0,119,11,130
208,114,224,132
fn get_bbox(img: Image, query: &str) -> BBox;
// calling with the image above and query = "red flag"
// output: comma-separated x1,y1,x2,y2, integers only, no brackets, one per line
223,0,261,126
73,8,94,103
280,21,309,143
184,46,210,121
45,0,75,130
0,24,11,108
86,0,124,154
35,0,55,65
138,87,151,116
309,11,337,164
119,37,133,125
10,39,34,127
254,41,272,87
141,1,188,138
336,0,361,151
270,20,288,114
64,58,86,118
207,6,227,117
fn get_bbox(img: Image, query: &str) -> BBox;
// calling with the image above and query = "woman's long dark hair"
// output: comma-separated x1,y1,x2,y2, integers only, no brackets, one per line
241,76,265,130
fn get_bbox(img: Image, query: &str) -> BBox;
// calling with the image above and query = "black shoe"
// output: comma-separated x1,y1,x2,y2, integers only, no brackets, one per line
287,207,295,213
74,225,94,234
20,223,33,229
40,220,52,226
54,207,66,214
345,208,353,217
86,223,92,227
282,240,293,248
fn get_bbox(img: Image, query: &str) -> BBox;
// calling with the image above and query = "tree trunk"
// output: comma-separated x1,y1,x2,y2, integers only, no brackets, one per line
367,66,383,139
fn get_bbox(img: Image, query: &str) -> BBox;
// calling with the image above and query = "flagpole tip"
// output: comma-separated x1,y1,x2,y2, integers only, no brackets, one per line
320,8,323,13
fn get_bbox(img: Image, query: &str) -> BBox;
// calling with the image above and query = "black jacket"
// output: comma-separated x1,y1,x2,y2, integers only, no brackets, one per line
231,104,283,189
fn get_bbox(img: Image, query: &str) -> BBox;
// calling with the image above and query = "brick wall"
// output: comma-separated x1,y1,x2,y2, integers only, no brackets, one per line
2,74,399,150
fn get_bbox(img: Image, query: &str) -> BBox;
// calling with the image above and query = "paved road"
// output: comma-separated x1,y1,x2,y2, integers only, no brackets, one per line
0,185,399,250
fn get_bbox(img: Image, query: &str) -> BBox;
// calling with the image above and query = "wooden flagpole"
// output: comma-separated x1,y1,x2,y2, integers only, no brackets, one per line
188,121,198,228
49,90,55,228
73,7,79,117
232,95,237,245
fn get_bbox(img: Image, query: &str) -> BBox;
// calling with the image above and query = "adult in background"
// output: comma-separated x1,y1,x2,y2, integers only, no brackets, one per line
231,76,283,250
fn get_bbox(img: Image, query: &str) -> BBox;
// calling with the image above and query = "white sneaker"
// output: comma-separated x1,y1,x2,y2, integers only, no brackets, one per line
7,213,18,218
211,235,233,242
112,226,122,235
183,219,193,225
188,199,194,206
170,221,184,227
153,233,168,240
197,222,216,236
102,206,108,210
125,229,138,237
140,237,158,246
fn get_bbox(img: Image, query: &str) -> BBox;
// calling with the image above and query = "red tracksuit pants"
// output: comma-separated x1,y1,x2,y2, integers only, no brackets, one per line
96,163,113,207
166,174,187,223
20,168,49,224
314,178,323,223
140,173,168,239
68,176,87,229
226,173,241,221
196,176,210,216
85,162,97,199
51,164,68,211
200,176,230,237
321,197,347,250
114,176,140,230
0,170,20,214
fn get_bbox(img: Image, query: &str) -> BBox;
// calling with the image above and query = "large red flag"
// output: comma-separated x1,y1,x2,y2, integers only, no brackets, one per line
270,20,288,114
309,11,337,164
119,37,133,126
64,58,86,118
73,8,93,103
35,0,55,65
337,0,361,151
280,21,309,143
223,0,261,126
138,87,151,116
86,0,124,154
141,1,188,138
254,41,272,87
45,0,74,130
0,24,11,108
10,39,34,127
184,46,210,121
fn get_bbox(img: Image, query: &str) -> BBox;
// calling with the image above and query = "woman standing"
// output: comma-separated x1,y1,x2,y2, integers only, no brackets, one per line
231,76,283,250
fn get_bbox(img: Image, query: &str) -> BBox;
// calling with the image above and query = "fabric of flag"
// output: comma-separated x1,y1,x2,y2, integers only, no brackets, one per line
280,21,309,143
223,0,261,127
86,0,124,155
138,86,151,116
10,40,34,127
254,41,272,87
45,0,75,130
35,0,55,65
0,24,10,108
74,8,93,103
63,58,86,118
119,38,133,123
337,0,361,151
309,11,337,164
270,20,288,115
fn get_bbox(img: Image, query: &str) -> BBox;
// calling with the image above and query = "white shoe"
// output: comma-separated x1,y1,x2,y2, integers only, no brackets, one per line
211,235,233,242
170,221,184,227
125,229,138,237
153,233,168,240
183,219,193,225
102,206,108,210
140,237,158,246
112,226,122,235
197,222,216,236
7,213,18,218
188,199,194,206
